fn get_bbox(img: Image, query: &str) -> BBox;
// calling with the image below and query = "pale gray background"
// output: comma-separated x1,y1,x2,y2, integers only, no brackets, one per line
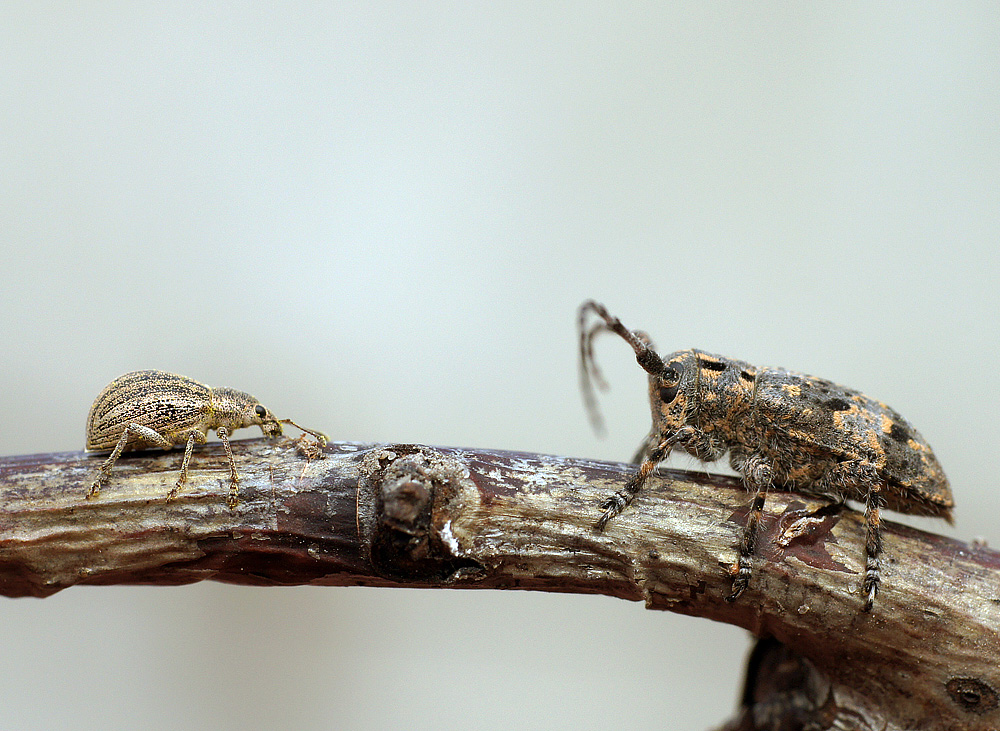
1,4,998,730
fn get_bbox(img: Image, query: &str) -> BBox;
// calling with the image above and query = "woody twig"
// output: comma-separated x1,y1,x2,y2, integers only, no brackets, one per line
0,440,997,729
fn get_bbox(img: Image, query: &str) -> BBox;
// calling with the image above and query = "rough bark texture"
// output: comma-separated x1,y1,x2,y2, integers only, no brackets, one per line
1,439,997,730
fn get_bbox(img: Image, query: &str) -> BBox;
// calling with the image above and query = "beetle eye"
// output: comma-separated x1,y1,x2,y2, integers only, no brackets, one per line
658,384,679,403
254,405,267,417
658,363,683,403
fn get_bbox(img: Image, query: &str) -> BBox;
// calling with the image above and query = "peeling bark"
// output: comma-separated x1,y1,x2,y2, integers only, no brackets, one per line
0,439,997,729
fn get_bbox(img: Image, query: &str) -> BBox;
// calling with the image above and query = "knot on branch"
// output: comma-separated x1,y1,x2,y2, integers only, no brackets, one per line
361,445,482,581
946,677,999,716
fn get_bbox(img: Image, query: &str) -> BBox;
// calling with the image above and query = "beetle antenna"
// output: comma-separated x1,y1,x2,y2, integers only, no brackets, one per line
579,320,610,435
279,418,328,446
578,300,665,435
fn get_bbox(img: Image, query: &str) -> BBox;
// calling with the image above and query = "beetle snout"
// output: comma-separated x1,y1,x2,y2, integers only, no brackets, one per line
261,419,283,438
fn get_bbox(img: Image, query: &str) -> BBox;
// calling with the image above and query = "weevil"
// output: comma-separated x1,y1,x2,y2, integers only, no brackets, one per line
578,300,953,611
86,370,327,508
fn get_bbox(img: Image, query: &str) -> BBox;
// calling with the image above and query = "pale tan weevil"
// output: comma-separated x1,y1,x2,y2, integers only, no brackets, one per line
86,370,327,508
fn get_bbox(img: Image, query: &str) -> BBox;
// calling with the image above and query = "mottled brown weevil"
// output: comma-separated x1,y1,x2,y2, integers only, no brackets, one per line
578,300,953,611
86,370,327,508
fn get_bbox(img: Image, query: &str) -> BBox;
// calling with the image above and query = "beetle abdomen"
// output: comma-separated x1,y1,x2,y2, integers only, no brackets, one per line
85,370,211,451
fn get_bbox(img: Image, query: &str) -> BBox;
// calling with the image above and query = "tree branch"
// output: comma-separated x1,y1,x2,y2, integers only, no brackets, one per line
1,440,997,729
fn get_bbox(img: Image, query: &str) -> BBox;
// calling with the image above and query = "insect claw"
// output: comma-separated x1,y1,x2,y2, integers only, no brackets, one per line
862,573,880,612
727,573,749,601
726,556,752,603
595,492,628,530
86,476,105,499
725,582,748,604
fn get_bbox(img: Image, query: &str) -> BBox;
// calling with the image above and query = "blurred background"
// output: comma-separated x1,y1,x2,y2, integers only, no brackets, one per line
2,4,998,730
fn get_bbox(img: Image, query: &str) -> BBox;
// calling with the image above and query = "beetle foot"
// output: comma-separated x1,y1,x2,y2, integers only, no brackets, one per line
726,558,751,603
862,558,880,612
166,482,182,502
86,476,107,500
595,492,628,530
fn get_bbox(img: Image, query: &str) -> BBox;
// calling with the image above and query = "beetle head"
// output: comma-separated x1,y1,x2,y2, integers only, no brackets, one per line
218,388,326,445
251,402,284,438
247,402,329,448
649,350,697,434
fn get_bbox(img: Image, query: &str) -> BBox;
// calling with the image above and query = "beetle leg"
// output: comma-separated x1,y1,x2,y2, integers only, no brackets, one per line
166,431,207,502
87,423,173,499
595,426,696,530
862,485,885,612
816,458,884,610
629,431,657,466
727,454,773,603
212,426,242,509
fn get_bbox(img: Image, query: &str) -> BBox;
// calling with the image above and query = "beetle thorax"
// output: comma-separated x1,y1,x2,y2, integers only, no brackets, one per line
209,387,260,432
